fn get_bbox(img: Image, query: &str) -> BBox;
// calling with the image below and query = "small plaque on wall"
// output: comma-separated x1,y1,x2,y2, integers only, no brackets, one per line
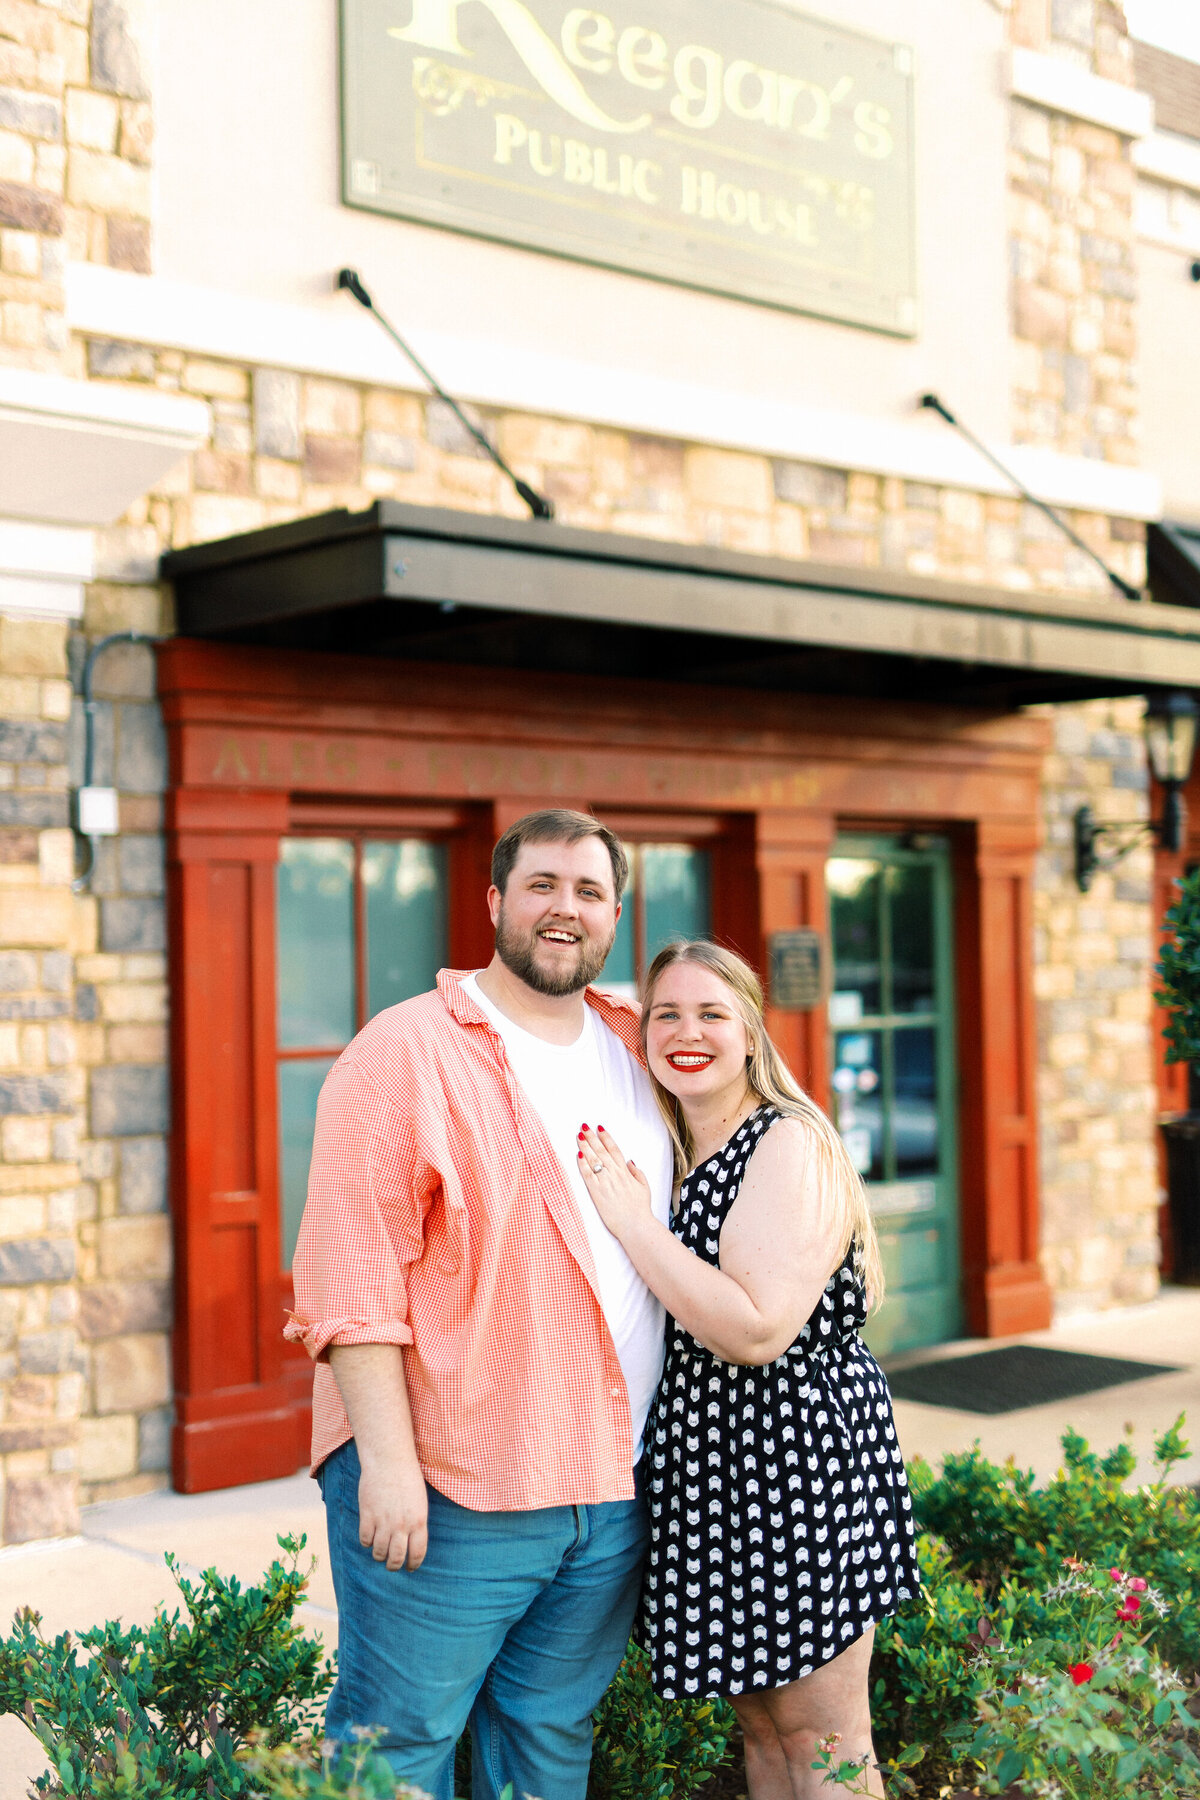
768,928,825,1011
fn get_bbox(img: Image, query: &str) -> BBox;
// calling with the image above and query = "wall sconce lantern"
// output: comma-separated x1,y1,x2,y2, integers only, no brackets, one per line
1074,691,1200,891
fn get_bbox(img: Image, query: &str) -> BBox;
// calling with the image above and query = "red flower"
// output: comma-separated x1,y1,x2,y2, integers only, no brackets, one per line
1068,1662,1095,1685
1116,1597,1141,1621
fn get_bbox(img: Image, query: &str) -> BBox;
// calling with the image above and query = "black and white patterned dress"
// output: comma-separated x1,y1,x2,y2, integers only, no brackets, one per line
637,1105,920,1699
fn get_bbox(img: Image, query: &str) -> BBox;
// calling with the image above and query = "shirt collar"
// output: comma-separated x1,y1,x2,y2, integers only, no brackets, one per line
437,968,645,1062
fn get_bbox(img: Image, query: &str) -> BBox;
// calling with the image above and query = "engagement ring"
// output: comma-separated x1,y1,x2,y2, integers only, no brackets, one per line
591,1161,603,1173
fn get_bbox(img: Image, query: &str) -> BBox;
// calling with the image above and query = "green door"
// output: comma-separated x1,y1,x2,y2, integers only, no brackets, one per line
826,836,962,1357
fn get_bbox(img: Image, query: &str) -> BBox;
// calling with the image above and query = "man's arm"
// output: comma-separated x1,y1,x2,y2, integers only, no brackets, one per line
329,1344,428,1571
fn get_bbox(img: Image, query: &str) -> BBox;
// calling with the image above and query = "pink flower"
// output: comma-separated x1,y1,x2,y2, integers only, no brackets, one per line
1068,1662,1095,1685
1127,1577,1148,1593
1109,1567,1125,1583
1116,1597,1142,1621
1110,1631,1124,1646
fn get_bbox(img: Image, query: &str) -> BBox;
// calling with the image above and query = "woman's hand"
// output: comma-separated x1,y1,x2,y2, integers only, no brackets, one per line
577,1124,653,1242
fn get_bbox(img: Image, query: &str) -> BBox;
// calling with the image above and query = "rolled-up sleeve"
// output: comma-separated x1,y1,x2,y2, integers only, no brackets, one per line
285,1057,427,1361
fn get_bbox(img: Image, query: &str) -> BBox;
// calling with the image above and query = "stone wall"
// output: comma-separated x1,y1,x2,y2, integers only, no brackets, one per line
1007,1,1161,1304
1032,697,1159,1313
1009,0,1140,464
83,347,1148,597
69,614,172,1504
0,614,83,1539
0,0,152,371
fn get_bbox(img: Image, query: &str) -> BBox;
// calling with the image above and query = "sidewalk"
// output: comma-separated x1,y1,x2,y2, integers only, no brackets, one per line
0,1288,1195,1799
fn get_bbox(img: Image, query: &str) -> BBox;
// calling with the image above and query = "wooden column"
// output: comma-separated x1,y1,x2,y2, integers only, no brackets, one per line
956,820,1053,1336
755,810,836,1106
167,787,299,1490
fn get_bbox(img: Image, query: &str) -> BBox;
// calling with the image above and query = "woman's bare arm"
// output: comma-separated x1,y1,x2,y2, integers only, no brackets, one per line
579,1119,843,1364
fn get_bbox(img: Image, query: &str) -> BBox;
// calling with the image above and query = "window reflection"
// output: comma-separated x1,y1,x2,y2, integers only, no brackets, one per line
364,841,447,1018
606,842,711,997
827,858,882,1015
277,840,355,1048
276,833,448,1271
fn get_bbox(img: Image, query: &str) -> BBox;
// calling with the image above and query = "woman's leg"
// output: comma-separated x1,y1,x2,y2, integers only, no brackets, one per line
731,1688,792,1800
730,1628,883,1800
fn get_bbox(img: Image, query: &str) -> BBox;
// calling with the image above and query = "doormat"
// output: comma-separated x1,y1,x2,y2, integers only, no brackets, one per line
884,1344,1180,1415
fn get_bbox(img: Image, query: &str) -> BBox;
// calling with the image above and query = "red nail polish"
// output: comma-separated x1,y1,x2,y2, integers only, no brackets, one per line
598,1124,606,1133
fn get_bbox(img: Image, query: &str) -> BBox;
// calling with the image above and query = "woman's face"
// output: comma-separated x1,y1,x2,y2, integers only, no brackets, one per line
645,960,753,1110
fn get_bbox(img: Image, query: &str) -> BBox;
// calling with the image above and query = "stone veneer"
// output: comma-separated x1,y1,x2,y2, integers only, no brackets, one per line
1032,697,1159,1313
0,0,1168,1537
1009,0,1140,465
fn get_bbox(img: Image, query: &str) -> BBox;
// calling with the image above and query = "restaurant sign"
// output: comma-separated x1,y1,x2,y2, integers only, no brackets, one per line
340,0,917,332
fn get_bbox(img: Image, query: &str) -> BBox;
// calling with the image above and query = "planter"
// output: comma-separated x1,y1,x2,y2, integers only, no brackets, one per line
1160,1112,1200,1284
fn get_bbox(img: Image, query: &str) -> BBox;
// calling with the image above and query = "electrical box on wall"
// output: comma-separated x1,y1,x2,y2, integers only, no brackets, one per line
76,786,119,836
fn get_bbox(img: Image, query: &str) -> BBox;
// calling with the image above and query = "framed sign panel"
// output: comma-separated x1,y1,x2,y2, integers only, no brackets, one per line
341,0,918,332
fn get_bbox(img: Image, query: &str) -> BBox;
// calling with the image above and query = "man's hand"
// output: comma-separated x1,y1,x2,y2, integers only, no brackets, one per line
328,1342,429,1572
358,1452,429,1570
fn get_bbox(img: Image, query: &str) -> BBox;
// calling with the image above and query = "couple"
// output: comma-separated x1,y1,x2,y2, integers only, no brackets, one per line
288,809,919,1800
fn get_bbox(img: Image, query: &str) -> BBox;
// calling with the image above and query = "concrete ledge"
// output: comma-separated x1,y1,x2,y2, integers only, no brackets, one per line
0,366,209,530
1135,127,1200,194
1010,46,1155,138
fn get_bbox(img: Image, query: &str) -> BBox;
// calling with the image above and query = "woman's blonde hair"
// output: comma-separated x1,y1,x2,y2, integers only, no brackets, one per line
640,939,885,1311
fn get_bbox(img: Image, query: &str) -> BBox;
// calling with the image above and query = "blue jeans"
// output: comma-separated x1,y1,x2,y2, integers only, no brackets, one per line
319,1440,647,1800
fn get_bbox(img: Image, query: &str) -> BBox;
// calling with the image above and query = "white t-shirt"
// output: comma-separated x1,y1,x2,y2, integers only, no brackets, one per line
462,974,673,1460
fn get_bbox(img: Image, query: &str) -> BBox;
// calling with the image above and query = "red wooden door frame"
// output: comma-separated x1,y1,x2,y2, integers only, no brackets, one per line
161,639,1052,1491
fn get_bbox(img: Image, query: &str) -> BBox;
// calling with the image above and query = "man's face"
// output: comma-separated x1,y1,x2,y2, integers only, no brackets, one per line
488,836,621,997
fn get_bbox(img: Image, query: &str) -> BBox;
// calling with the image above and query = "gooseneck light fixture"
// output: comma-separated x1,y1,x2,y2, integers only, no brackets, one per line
1074,691,1200,891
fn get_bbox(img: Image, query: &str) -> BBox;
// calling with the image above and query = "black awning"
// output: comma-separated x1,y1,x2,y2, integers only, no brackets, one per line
1149,520,1200,610
160,501,1200,708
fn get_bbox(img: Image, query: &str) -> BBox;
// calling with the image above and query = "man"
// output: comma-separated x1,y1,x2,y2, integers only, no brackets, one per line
287,808,674,1800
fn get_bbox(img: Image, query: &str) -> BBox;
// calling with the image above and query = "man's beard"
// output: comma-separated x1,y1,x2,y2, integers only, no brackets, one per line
494,908,615,996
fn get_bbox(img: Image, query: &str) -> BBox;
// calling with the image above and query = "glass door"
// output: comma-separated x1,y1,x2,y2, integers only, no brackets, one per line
826,835,961,1356
276,837,448,1265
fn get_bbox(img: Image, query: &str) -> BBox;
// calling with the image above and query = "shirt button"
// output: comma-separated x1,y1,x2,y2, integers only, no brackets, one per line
610,1385,620,1397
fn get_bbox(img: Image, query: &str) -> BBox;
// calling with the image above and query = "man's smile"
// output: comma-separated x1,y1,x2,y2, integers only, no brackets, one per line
538,927,581,944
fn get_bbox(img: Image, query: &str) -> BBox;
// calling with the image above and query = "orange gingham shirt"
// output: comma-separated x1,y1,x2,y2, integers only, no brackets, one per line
286,969,652,1510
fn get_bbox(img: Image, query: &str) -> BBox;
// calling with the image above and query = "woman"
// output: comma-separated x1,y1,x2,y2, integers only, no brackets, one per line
577,941,919,1800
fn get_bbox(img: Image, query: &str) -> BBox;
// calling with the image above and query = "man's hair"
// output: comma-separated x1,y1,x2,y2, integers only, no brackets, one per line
491,809,629,900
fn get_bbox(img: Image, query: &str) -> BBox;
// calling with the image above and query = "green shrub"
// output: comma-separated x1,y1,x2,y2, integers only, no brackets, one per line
241,1736,421,1800
867,1532,1026,1789
906,1416,1200,1671
947,1558,1200,1797
820,1557,1200,1798
1156,866,1200,1063
864,1420,1200,1792
588,1643,736,1800
0,1533,334,1799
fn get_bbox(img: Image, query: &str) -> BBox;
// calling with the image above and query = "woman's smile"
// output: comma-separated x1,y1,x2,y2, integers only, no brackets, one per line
646,962,752,1108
